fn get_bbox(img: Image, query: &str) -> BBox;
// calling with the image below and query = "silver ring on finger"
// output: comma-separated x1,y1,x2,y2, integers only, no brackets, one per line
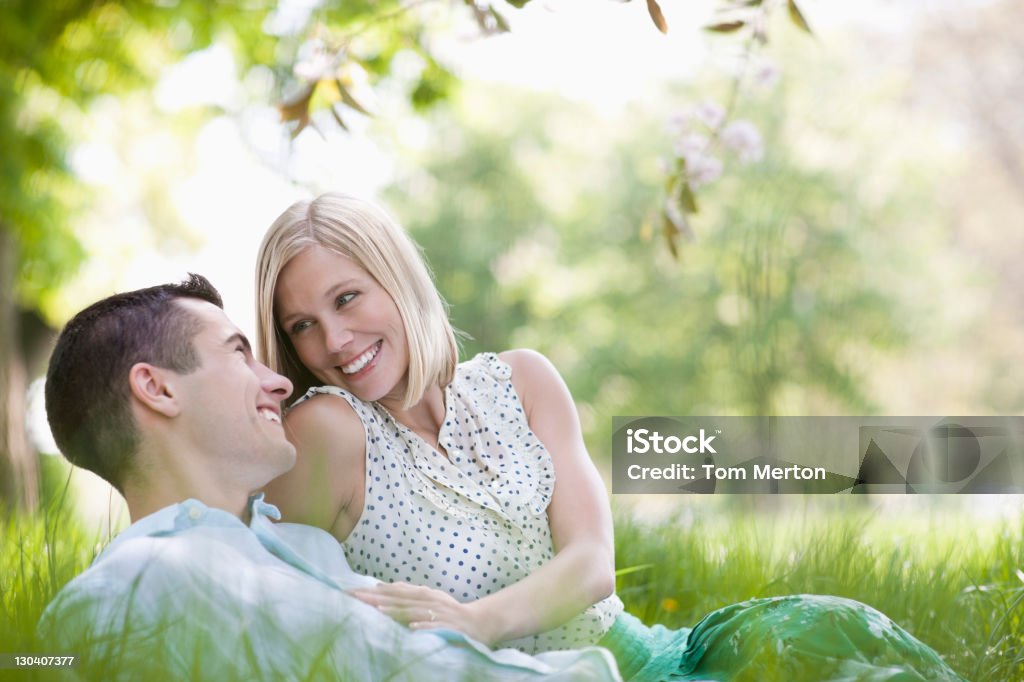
428,608,436,622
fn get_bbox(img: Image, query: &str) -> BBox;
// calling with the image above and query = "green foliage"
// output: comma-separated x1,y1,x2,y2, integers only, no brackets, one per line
1,0,459,318
0,0,276,314
411,55,457,111
383,82,944,461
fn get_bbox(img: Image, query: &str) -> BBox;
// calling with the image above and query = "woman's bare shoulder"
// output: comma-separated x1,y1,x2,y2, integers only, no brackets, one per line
498,349,566,403
264,392,366,532
286,390,364,445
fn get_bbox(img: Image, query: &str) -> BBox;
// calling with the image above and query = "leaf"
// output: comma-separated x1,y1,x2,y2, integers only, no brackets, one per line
335,78,371,116
787,0,812,34
489,7,511,32
278,83,315,121
704,21,746,33
646,0,668,34
504,0,530,7
465,1,492,34
678,179,699,214
330,104,349,131
411,59,455,110
278,83,315,136
662,213,680,259
465,0,511,34
662,194,696,258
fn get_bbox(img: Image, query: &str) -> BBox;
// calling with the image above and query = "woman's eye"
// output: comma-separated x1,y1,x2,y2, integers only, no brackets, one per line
290,320,312,335
336,292,356,308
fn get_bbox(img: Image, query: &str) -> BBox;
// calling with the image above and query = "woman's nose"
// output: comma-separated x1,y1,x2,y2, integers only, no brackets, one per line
324,320,354,354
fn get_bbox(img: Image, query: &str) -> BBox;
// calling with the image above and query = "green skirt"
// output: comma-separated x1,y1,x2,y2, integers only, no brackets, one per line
596,595,965,682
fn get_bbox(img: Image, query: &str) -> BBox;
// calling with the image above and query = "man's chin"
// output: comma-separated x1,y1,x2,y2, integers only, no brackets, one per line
258,445,298,483
275,444,297,471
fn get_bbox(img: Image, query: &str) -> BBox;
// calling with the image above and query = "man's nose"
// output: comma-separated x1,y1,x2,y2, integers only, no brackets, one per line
258,362,293,401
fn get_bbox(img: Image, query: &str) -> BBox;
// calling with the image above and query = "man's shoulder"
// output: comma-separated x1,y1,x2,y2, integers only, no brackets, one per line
44,527,250,614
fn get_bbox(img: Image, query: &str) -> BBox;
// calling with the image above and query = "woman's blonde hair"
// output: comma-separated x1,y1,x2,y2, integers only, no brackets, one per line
255,193,458,408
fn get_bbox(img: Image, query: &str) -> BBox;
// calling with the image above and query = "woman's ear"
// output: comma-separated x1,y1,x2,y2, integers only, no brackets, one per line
128,362,181,418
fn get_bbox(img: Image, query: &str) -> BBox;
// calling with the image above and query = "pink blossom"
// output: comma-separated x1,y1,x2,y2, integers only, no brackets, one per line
686,153,723,188
721,120,764,163
665,111,691,137
752,59,780,89
673,133,709,159
692,100,725,130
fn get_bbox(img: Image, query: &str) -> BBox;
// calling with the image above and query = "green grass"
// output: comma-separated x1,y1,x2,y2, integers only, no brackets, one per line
4,486,1022,680
613,496,1024,681
1,471,104,660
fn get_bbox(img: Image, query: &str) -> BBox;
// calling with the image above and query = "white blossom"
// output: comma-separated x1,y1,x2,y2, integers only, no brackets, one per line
721,120,764,163
293,39,337,81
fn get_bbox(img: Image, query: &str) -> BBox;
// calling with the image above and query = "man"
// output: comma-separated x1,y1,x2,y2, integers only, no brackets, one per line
39,274,620,681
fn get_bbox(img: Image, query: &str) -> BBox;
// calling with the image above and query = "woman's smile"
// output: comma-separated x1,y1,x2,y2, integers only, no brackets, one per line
339,339,383,377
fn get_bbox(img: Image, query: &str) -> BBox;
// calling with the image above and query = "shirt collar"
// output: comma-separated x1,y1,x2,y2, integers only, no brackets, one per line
95,494,282,563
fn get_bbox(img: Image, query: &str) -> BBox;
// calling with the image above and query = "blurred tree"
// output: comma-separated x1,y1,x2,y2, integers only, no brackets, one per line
383,80,955,459
0,0,460,512
0,0,287,512
0,0,910,512
910,0,1024,413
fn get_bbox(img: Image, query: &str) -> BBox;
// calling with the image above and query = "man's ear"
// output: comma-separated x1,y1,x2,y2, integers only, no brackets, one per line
128,362,182,418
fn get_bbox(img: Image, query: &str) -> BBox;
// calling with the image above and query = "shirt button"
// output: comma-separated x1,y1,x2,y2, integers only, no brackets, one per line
188,507,202,521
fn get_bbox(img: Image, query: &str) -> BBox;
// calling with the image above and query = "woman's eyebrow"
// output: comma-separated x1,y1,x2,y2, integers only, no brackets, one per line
278,278,362,325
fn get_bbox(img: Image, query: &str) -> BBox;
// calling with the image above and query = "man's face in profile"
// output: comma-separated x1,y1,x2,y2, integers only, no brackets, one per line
170,298,296,484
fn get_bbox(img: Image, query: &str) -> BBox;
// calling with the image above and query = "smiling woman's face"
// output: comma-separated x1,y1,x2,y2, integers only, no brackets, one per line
274,245,409,407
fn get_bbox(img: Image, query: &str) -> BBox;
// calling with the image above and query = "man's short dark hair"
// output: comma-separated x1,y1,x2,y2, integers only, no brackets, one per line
45,274,223,492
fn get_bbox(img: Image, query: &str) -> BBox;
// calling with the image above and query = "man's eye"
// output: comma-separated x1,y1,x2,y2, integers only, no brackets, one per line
336,293,356,308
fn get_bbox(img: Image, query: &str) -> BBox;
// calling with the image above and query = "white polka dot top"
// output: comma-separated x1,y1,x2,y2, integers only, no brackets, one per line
291,352,623,653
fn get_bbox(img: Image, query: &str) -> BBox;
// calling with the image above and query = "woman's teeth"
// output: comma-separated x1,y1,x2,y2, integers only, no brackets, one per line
259,409,281,424
342,341,381,374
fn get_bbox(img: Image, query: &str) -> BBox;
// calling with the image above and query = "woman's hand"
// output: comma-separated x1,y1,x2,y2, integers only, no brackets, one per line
349,583,500,646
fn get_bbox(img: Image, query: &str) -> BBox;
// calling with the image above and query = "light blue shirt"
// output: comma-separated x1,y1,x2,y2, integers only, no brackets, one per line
39,495,620,681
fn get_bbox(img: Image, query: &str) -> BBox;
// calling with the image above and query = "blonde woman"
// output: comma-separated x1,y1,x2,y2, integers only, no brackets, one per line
255,193,964,681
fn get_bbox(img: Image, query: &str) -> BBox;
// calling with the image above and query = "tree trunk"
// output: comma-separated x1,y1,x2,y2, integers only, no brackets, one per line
0,227,38,513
